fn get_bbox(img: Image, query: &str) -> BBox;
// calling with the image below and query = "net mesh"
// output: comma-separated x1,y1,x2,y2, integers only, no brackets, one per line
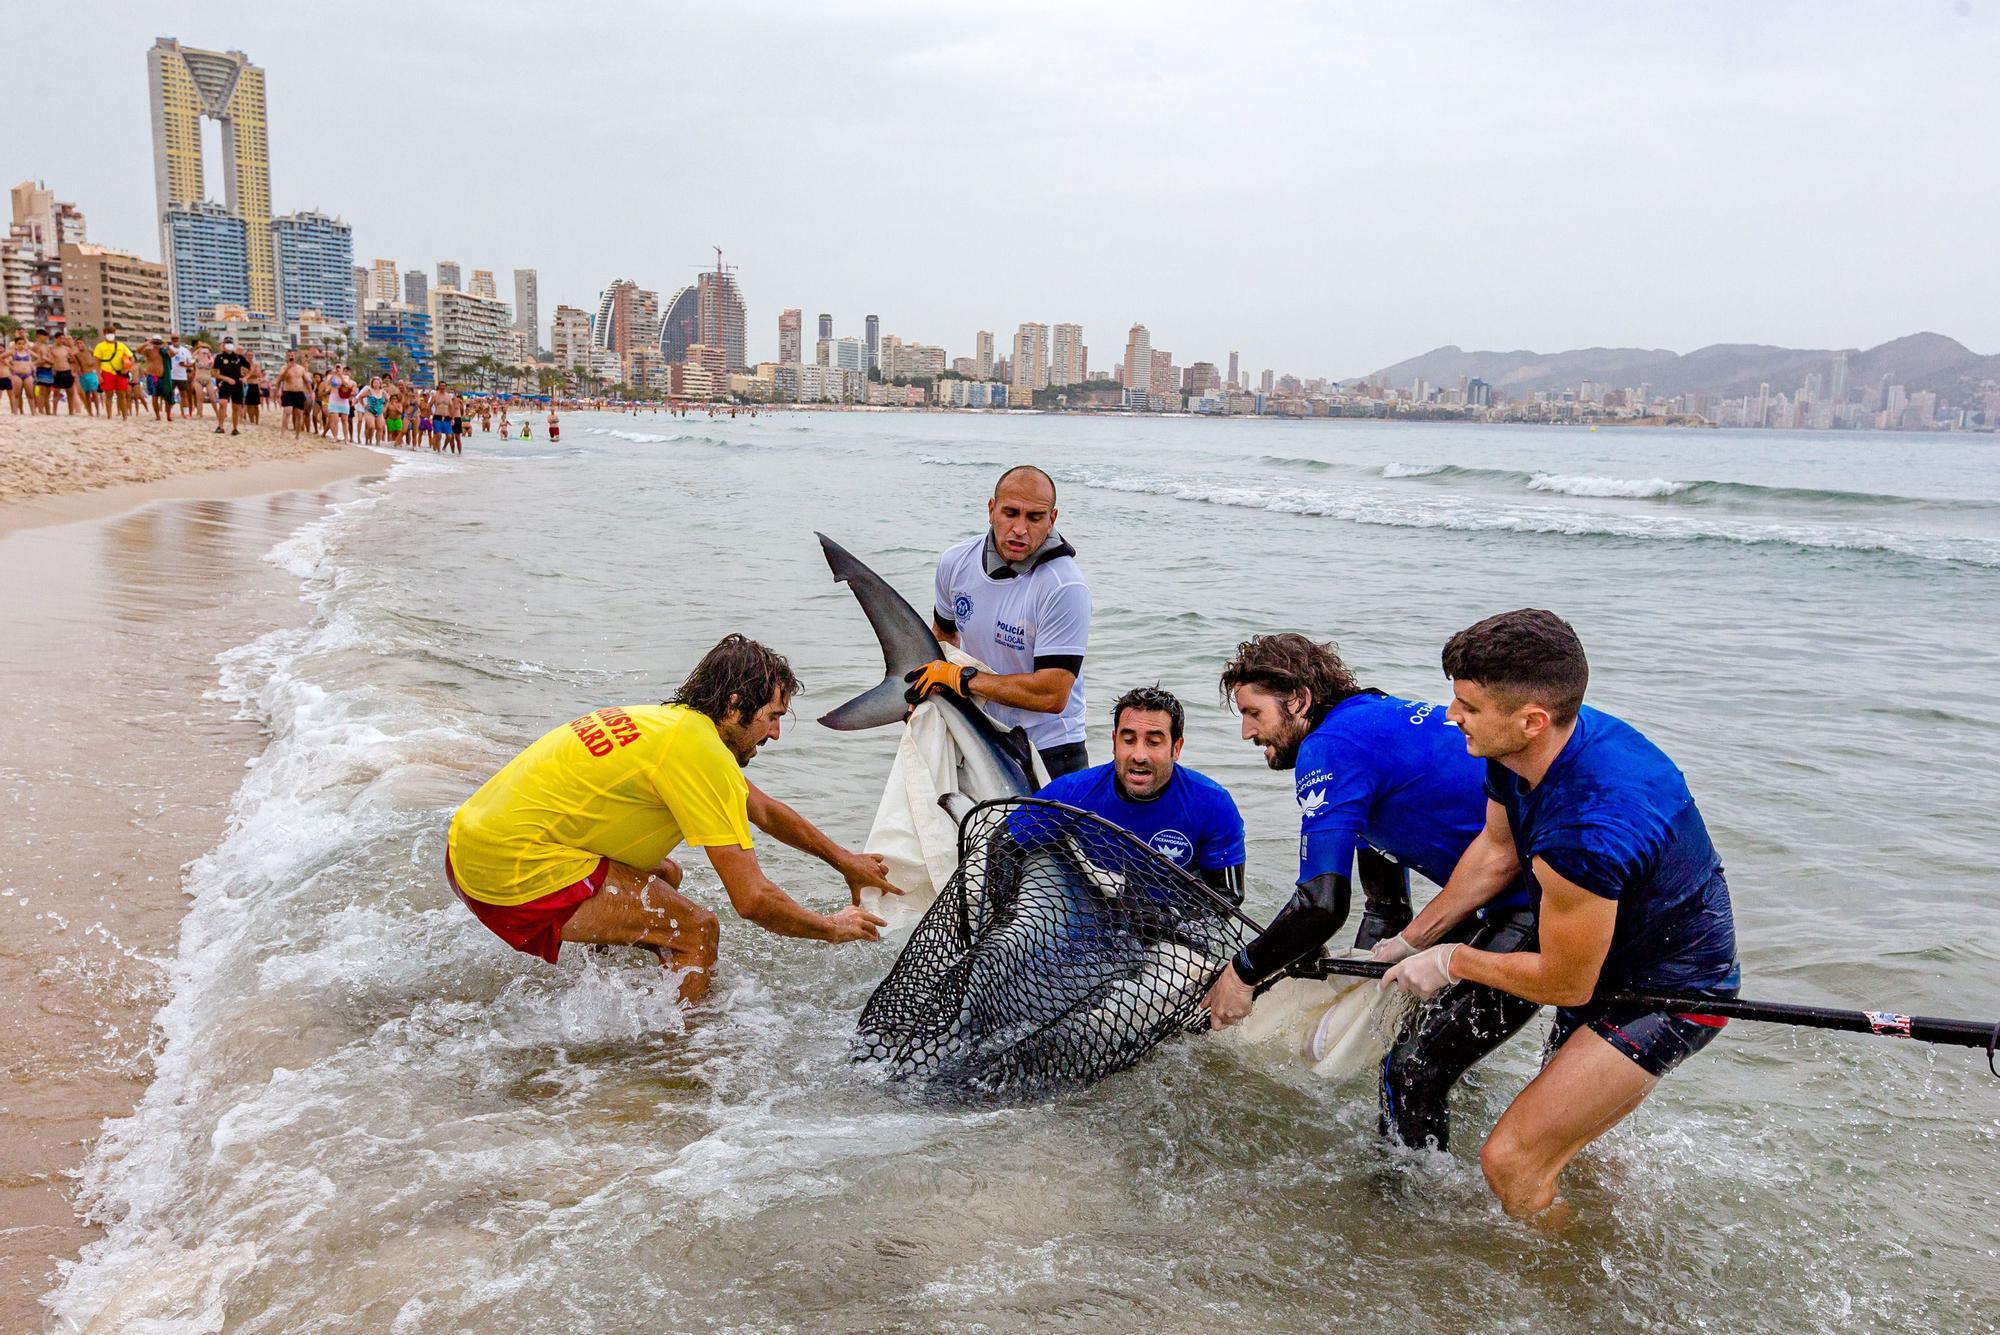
854,797,1252,1097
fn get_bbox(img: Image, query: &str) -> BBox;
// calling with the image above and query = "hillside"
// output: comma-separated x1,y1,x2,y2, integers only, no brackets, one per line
1358,333,2000,402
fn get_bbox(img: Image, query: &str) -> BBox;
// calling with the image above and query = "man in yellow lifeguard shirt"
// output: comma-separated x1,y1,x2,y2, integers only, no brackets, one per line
448,634,896,1000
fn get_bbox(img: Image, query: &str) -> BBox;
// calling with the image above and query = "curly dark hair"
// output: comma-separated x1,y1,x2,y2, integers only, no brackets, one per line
1110,684,1185,742
1218,633,1362,728
668,634,801,724
1441,609,1588,724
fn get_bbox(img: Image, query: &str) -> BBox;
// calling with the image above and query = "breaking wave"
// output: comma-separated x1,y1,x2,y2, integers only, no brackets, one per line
1042,463,2000,568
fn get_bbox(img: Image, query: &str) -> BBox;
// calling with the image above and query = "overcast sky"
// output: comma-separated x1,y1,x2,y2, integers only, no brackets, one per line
6,1,1995,377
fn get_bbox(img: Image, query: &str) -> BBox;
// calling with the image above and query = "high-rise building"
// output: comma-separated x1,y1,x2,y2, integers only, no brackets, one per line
437,260,462,290
429,287,511,376
1,233,39,327
10,180,86,254
660,285,700,363
1050,323,1085,387
368,258,399,304
975,330,994,380
833,336,865,376
1182,362,1221,398
1122,325,1152,393
163,201,249,334
512,269,539,353
697,268,747,371
1260,368,1274,394
148,39,272,315
1150,349,1175,403
469,268,498,302
1012,323,1049,391
592,280,660,363
1227,350,1240,388
271,209,354,328
778,308,802,364
352,265,368,325
363,303,432,383
1829,352,1849,405
817,312,832,343
403,269,426,307
550,304,592,370
864,314,880,374
60,243,170,335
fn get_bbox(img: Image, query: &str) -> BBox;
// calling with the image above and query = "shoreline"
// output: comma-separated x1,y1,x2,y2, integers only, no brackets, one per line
0,460,383,1328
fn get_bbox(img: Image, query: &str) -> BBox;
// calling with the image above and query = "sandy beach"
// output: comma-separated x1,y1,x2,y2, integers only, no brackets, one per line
0,415,385,1327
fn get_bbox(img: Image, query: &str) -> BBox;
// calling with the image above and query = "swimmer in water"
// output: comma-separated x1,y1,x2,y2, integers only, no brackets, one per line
446,635,900,1001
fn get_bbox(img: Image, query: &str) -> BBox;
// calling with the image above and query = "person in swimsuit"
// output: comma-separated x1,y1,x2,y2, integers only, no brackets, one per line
547,406,560,441
276,352,312,437
4,331,31,414
191,343,215,420
140,339,168,420
49,335,79,414
361,377,386,445
31,332,56,415
243,353,264,425
325,370,355,442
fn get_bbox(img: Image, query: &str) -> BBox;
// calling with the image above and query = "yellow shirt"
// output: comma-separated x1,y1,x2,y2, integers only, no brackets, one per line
447,704,753,906
94,339,132,373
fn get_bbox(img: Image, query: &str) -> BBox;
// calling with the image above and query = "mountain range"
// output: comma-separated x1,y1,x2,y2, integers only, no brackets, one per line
1356,333,2000,403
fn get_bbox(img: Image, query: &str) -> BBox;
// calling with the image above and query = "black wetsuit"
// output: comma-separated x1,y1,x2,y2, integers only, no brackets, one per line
1379,904,1540,1150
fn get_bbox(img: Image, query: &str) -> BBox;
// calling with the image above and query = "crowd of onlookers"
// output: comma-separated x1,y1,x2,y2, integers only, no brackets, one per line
2,324,564,453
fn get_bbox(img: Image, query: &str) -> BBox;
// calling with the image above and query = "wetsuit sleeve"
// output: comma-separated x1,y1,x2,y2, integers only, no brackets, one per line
1198,864,1245,907
1232,872,1350,985
1035,577,1090,658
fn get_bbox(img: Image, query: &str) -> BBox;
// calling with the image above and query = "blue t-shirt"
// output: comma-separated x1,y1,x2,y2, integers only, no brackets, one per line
1028,762,1246,874
1293,692,1519,904
1487,705,1739,995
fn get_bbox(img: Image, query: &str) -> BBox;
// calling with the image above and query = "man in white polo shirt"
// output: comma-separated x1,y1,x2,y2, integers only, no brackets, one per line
910,465,1093,778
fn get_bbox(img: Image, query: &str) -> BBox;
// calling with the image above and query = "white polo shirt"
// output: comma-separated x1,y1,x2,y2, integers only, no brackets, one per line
933,534,1091,750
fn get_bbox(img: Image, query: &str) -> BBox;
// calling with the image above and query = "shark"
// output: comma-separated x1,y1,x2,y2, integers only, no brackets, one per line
815,531,1040,807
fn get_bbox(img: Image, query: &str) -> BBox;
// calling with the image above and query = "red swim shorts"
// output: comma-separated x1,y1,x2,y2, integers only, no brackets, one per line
102,372,130,392
445,852,608,963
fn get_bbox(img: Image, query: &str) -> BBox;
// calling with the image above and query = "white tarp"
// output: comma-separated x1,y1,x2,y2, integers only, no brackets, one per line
858,647,1043,932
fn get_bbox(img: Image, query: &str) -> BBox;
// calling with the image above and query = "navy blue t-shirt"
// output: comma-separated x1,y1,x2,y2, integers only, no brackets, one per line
1293,693,1523,906
1029,762,1246,874
1487,705,1738,995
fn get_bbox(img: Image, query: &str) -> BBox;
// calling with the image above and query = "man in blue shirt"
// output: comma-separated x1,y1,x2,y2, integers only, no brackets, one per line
1198,634,1541,1150
1019,685,1246,901
1383,609,1739,1220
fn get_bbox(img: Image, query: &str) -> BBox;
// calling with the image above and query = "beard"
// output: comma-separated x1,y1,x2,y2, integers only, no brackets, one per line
1261,715,1311,770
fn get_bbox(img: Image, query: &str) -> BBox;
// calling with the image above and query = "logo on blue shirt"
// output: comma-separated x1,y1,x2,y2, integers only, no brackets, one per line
953,593,973,622
1148,828,1194,866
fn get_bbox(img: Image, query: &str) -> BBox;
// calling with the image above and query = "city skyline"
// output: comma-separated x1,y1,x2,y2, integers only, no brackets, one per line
7,3,1996,379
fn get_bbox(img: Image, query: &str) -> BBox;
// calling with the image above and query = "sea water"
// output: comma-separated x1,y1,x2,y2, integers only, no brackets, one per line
48,413,2000,1332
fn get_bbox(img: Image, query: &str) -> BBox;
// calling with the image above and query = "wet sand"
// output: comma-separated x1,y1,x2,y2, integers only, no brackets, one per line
0,465,382,1327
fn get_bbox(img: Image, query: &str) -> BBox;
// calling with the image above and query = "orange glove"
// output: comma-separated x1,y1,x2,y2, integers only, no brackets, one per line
903,660,976,703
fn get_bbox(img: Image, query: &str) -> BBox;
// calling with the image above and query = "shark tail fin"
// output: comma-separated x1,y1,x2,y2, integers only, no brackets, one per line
816,532,946,732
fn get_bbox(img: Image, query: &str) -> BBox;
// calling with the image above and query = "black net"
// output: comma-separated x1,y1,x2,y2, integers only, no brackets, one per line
854,797,1252,1097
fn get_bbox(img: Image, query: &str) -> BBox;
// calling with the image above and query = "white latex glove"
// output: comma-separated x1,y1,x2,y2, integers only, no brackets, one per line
1369,932,1418,966
1381,943,1460,1000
